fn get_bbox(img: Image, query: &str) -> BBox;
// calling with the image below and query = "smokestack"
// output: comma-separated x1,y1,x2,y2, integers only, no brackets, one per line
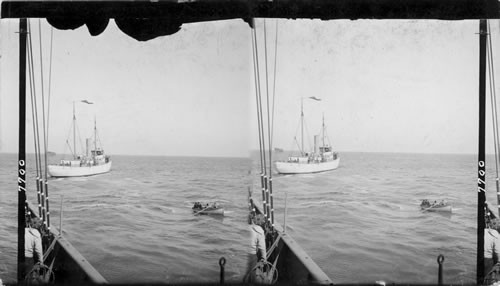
314,135,319,154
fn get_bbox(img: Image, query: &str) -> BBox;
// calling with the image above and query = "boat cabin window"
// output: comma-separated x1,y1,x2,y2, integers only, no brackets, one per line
92,150,104,156
320,146,332,152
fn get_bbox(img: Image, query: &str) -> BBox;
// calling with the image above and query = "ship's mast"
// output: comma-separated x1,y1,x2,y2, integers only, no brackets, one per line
17,17,27,283
73,101,76,159
322,113,325,148
477,18,487,284
94,116,97,156
301,98,304,155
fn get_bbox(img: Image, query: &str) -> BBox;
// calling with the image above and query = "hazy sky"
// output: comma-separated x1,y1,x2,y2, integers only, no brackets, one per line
251,19,488,155
1,18,251,157
1,18,498,156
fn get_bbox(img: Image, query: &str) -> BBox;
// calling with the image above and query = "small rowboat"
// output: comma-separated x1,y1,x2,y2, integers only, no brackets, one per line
420,200,452,213
192,202,224,216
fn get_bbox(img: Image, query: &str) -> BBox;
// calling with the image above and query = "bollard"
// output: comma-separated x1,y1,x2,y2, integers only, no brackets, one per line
437,254,444,286
219,257,226,284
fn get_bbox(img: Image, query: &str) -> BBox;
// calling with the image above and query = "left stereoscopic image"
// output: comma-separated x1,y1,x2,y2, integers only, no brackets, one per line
0,17,253,284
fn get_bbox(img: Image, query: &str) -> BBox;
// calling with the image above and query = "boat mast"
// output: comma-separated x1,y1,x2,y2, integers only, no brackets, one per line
301,97,304,155
17,18,27,283
477,18,487,284
322,113,325,149
73,101,76,159
94,116,97,155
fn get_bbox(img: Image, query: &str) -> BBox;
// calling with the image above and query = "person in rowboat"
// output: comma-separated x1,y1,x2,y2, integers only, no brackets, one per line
485,218,500,275
24,217,44,276
246,213,267,279
421,200,430,208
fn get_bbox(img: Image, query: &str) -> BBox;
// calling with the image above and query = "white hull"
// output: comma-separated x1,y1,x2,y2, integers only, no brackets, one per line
422,205,452,213
192,208,225,216
275,158,340,174
48,161,112,177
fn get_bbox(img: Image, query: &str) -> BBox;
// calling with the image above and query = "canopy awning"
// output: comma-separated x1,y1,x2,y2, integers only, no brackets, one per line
2,0,499,41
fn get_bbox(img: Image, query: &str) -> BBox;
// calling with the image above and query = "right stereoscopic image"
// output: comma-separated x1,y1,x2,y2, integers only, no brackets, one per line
248,18,489,285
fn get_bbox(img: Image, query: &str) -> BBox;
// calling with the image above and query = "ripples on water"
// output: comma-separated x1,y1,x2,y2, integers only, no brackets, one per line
257,152,480,284
0,152,490,284
0,154,251,284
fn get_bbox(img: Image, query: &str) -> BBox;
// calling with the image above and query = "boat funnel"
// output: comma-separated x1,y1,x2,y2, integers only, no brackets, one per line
86,138,90,157
314,135,319,154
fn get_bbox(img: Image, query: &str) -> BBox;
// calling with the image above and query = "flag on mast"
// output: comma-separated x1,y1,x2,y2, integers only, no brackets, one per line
309,96,321,101
81,100,94,104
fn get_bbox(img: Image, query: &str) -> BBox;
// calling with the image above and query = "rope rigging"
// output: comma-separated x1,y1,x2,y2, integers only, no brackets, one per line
24,19,58,283
38,21,50,225
251,18,268,219
263,20,274,226
487,20,500,216
252,19,275,225
27,21,47,225
250,18,282,284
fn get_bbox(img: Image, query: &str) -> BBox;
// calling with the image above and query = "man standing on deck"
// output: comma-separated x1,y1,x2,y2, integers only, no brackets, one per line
485,218,500,275
24,217,43,276
245,213,267,281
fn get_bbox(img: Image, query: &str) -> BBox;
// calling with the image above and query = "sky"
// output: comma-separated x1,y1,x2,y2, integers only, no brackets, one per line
1,18,252,157
251,19,485,155
0,17,498,157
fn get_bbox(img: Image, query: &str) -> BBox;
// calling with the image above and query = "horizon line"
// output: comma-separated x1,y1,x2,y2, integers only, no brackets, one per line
0,150,486,157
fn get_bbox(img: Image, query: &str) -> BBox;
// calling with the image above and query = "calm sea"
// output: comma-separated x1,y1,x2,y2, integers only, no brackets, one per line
0,152,489,284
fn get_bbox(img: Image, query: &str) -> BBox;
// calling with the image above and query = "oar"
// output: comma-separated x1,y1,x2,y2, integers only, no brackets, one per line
421,206,435,212
194,205,212,216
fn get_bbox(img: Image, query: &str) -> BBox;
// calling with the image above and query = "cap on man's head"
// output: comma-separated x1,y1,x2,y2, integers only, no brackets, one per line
29,217,42,228
490,218,500,229
252,214,266,226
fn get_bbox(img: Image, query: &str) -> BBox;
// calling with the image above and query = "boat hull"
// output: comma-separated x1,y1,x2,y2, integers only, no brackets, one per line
253,205,332,284
48,161,112,177
27,205,107,284
275,158,340,174
422,205,452,212
192,208,224,215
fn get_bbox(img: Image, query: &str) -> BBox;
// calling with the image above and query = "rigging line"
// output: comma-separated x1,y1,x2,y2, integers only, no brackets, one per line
38,20,48,175
27,22,42,218
487,23,499,169
63,120,74,157
47,26,54,151
96,128,102,149
487,34,500,179
270,20,279,152
38,19,51,229
252,24,264,173
487,21,500,219
65,140,74,158
251,25,264,173
324,129,332,147
263,20,273,224
302,116,312,152
253,23,268,175
487,20,500,208
293,138,301,154
76,122,85,155
491,21,500,161
264,20,272,171
28,21,46,221
292,117,302,153
254,22,271,222
251,21,267,217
